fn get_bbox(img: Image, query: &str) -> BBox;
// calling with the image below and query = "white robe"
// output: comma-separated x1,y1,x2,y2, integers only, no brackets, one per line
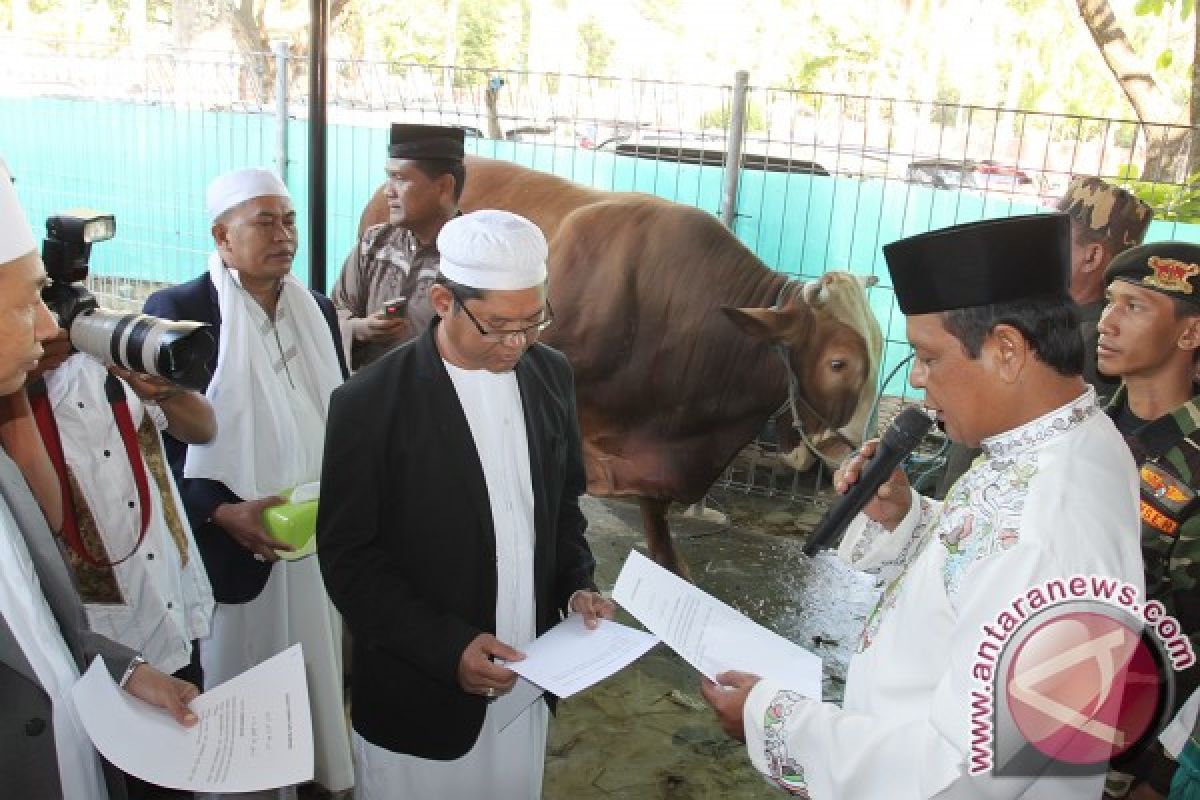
353,362,547,800
0,493,107,799
742,389,1146,799
199,276,353,797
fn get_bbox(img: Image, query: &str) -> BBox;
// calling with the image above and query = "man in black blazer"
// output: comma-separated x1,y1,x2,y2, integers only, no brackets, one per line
144,167,355,794
144,240,347,604
318,210,612,798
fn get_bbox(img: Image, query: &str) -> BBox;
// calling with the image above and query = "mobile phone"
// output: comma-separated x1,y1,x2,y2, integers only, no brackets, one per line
381,297,408,319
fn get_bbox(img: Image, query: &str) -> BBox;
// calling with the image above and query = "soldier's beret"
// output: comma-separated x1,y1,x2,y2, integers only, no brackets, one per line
388,123,465,161
883,213,1071,315
1056,176,1153,251
1105,241,1200,306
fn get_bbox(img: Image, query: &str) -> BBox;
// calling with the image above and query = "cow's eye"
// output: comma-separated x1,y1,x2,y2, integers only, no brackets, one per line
830,359,847,372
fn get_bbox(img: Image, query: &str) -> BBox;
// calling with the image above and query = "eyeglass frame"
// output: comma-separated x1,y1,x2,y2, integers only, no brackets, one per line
447,288,554,344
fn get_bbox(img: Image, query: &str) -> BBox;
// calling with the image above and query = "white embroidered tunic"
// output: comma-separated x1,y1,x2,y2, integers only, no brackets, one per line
743,389,1145,799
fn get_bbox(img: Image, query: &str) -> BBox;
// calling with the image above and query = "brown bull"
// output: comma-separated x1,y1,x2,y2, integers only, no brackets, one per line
358,156,882,575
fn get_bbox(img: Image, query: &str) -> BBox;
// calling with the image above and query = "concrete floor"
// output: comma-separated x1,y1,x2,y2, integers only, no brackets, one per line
543,492,879,800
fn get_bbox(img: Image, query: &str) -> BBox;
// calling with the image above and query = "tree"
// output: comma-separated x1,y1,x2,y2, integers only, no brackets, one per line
1071,0,1196,181
577,16,612,75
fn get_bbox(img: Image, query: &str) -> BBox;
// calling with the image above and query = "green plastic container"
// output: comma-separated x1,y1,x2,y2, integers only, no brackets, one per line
263,483,319,560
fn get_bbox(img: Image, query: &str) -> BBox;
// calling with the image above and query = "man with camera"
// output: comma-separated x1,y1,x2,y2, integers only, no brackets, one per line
0,159,200,798
24,328,217,798
331,123,466,370
144,167,353,797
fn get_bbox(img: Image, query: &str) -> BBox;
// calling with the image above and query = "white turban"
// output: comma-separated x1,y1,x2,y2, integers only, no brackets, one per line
437,210,548,290
205,167,290,223
0,158,37,266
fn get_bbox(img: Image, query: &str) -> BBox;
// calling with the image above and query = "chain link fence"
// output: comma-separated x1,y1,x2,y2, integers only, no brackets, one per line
4,39,1200,504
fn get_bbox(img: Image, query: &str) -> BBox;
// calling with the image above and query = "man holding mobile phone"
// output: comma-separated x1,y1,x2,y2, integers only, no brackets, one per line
332,124,465,371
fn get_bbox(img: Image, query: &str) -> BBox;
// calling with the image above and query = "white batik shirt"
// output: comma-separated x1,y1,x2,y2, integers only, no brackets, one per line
742,388,1145,799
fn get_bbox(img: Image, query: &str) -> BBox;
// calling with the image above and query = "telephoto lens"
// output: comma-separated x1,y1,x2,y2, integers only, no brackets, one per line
39,209,216,391
67,309,216,391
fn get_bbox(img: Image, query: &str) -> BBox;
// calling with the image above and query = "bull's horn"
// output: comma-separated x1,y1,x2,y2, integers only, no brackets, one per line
815,284,831,306
859,274,879,289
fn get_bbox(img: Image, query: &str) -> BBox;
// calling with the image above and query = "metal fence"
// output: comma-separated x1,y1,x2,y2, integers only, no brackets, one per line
4,38,1200,504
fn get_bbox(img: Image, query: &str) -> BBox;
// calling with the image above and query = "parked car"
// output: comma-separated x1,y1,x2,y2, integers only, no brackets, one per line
906,158,1052,198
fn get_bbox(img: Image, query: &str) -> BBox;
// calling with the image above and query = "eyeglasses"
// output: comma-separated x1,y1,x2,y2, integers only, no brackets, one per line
449,289,554,345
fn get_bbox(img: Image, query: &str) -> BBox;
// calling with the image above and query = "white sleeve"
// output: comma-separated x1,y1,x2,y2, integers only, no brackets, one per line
837,490,938,583
742,539,1105,800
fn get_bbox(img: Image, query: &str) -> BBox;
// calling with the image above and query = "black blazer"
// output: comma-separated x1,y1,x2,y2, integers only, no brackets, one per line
144,272,348,603
317,323,597,760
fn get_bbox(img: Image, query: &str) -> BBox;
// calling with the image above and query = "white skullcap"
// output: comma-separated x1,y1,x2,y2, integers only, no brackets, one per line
0,158,37,266
205,167,290,223
437,210,548,290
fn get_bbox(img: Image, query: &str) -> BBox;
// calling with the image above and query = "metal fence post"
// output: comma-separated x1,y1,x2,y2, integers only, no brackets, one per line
720,70,750,230
308,0,329,294
273,40,289,184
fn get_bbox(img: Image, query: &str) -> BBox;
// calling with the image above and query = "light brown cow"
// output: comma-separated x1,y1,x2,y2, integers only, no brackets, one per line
358,156,882,575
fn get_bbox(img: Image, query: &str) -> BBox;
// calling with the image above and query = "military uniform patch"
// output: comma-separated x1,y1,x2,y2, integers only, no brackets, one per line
1144,256,1200,294
1140,462,1196,536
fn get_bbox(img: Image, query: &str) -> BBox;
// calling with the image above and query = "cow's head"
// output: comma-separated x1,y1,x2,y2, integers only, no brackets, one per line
722,271,883,469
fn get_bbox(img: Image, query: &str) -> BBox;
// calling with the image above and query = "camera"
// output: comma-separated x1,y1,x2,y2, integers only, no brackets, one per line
41,210,216,391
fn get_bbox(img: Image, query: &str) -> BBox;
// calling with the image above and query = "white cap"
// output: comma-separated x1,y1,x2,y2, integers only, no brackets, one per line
205,167,290,223
437,210,548,291
0,158,37,266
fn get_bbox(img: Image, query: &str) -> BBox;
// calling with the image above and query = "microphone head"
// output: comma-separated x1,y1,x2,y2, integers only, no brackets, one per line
881,406,936,451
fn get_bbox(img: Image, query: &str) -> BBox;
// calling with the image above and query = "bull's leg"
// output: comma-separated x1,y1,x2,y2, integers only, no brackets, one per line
638,497,691,579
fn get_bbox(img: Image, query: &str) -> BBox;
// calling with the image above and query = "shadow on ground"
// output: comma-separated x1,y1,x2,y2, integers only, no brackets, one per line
544,492,878,800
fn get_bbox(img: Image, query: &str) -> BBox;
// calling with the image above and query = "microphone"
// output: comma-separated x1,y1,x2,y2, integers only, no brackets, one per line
802,406,935,557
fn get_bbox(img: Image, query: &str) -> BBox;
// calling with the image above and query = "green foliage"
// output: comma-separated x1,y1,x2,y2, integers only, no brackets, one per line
1115,121,1140,148
1157,48,1175,69
699,99,768,133
577,16,613,76
1119,164,1200,223
456,0,500,73
930,83,961,127
636,0,682,35
1136,0,1194,19
788,53,838,92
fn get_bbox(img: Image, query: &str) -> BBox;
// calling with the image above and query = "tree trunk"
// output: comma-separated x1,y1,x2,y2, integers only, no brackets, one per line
442,0,459,98
227,0,270,103
1073,0,1190,181
1190,8,1200,177
484,81,504,139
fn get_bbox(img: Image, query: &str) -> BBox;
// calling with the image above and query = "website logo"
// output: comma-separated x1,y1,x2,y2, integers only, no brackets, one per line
967,577,1194,777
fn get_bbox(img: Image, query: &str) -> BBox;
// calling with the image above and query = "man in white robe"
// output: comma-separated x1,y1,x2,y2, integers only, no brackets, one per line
144,168,354,797
318,209,613,799
0,157,200,799
703,213,1146,799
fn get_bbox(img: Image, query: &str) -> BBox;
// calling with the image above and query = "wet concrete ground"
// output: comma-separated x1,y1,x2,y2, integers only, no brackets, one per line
543,492,879,799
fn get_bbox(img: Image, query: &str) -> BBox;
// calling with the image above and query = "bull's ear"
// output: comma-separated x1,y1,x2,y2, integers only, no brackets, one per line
722,306,789,342
859,274,879,289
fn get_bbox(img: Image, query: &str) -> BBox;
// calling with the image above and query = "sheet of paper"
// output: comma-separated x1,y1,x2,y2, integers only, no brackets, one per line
613,549,822,699
491,676,545,732
72,644,314,793
506,613,659,699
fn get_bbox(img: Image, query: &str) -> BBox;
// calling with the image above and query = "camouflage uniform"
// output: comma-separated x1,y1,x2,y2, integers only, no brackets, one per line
1105,386,1200,794
934,177,1152,500
1101,241,1200,797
